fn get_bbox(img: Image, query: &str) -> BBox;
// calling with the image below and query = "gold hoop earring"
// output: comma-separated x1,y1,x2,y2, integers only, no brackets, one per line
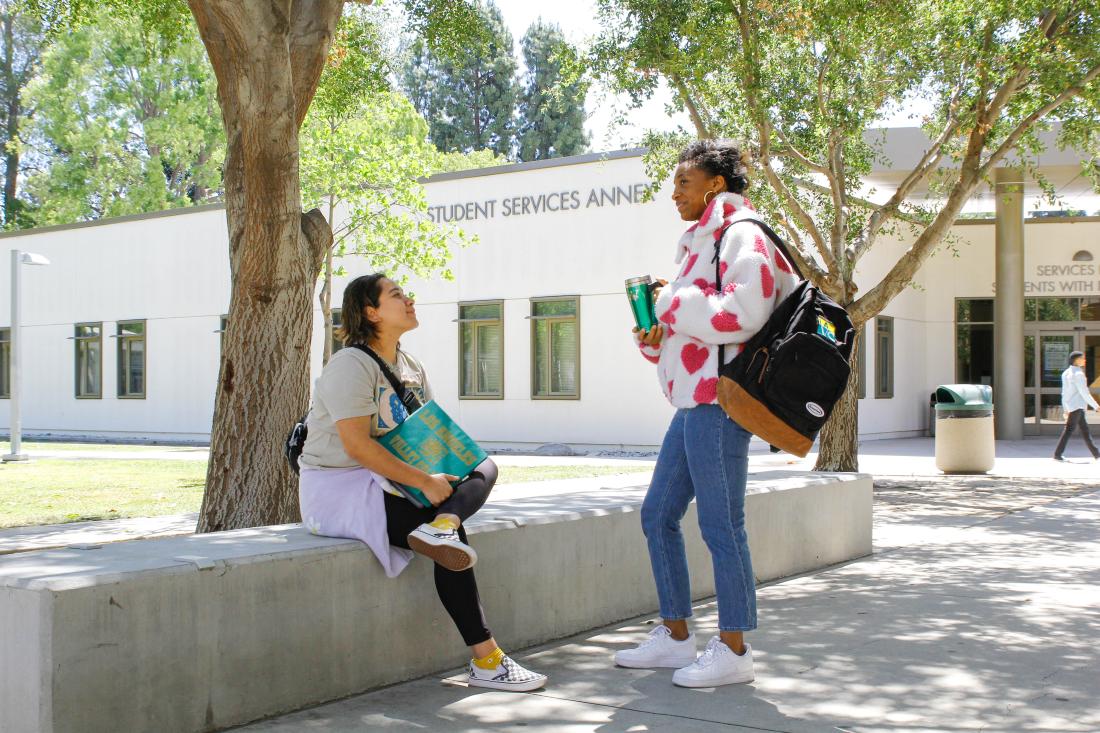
703,190,716,207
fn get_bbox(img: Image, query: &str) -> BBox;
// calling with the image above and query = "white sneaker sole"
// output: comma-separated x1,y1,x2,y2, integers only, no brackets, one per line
467,675,548,692
672,670,755,688
615,653,699,669
407,530,477,571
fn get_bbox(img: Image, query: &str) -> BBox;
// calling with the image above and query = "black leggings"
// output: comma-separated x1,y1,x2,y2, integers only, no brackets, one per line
383,458,497,646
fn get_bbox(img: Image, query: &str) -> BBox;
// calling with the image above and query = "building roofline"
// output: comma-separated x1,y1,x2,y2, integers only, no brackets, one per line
422,148,646,183
0,203,226,240
954,215,1100,225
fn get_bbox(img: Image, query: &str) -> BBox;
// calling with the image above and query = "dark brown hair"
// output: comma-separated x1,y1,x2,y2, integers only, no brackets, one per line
338,273,388,346
678,139,749,194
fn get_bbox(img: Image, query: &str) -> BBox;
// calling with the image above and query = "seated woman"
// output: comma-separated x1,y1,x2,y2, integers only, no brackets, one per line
298,272,546,693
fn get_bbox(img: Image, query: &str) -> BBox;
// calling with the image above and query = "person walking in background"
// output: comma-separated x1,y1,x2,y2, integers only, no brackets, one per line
1054,350,1099,462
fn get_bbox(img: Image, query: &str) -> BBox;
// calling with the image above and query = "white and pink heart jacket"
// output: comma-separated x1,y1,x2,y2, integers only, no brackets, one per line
637,192,800,409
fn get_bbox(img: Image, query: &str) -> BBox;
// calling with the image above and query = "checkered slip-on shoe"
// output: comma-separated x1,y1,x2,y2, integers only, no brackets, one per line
407,523,477,571
467,655,548,692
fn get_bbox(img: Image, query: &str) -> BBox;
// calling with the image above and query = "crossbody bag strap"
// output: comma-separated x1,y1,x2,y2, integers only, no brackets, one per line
351,344,423,413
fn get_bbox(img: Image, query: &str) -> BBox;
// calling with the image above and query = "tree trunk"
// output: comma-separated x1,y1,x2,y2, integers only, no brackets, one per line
190,0,340,532
321,194,335,365
1,12,19,227
813,325,861,472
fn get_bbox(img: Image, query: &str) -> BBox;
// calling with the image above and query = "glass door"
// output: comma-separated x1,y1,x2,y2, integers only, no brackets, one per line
1026,332,1076,433
1085,333,1100,426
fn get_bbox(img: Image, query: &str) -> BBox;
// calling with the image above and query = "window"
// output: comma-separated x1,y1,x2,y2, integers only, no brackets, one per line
531,297,580,399
217,315,229,354
330,308,344,356
74,323,102,398
0,328,9,399
459,302,503,398
955,298,994,386
117,320,146,398
875,316,893,399
1025,297,1078,322
856,324,866,400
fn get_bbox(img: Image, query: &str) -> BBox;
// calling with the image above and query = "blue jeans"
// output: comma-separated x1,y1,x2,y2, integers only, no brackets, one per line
641,404,757,632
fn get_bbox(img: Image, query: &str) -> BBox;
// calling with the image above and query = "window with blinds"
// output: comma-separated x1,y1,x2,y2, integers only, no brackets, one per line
875,316,894,399
117,320,146,399
459,302,503,398
74,323,102,398
330,308,344,356
531,297,579,399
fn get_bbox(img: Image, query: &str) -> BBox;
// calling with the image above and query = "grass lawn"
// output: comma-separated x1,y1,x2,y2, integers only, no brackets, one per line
0,459,651,529
2,441,203,453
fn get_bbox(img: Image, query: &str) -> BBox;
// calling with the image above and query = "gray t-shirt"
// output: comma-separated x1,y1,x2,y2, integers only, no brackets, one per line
299,346,433,470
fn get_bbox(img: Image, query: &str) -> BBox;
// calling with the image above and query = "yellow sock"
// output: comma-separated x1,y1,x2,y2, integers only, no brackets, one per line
473,647,505,670
430,515,459,531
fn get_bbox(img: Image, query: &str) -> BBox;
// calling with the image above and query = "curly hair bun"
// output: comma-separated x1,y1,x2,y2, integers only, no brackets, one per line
678,139,749,194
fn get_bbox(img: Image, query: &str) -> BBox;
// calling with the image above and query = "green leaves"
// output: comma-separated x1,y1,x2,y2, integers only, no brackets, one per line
590,0,1100,311
301,88,492,286
18,9,224,224
516,21,589,161
401,1,520,158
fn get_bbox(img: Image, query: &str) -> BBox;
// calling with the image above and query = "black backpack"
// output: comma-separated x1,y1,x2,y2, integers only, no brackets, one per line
714,215,855,457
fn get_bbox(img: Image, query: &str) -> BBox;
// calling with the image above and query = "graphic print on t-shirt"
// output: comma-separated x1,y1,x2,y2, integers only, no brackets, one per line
373,382,428,434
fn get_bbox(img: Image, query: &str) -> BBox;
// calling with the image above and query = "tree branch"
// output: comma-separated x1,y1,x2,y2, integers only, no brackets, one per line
727,0,833,273
769,125,830,176
979,61,1100,179
669,72,711,139
826,130,847,265
855,113,963,262
849,167,979,322
289,0,343,128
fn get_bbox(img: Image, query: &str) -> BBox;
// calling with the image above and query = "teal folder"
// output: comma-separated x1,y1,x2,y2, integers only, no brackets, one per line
377,400,488,508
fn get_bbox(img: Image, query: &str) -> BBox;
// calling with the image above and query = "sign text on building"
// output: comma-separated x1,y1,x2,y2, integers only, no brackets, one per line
428,182,652,223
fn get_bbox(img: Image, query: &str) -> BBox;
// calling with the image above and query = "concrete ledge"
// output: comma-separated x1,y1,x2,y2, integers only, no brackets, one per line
0,471,871,733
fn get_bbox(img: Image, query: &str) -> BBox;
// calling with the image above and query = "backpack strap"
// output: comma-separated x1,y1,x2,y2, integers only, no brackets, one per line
351,344,423,414
712,214,805,368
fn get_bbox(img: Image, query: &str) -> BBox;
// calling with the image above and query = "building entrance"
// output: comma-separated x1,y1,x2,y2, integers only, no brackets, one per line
1024,325,1100,435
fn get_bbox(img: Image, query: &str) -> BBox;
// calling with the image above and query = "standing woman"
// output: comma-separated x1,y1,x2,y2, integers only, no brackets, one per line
614,140,798,687
298,273,546,692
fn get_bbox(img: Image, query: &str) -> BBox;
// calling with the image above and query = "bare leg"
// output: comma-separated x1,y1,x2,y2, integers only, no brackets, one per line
719,630,747,656
471,636,498,659
662,618,691,641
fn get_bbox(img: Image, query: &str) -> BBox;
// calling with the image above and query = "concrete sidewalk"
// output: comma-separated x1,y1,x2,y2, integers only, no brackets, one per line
3,436,1092,555
237,481,1100,733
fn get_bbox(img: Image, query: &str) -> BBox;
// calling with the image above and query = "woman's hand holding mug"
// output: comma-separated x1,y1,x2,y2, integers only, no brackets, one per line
633,324,665,347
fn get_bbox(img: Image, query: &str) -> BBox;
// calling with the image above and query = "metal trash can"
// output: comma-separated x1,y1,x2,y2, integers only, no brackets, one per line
934,384,994,473
928,392,937,437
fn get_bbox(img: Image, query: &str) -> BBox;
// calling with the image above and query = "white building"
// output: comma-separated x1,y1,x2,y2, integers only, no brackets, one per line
1,142,1098,449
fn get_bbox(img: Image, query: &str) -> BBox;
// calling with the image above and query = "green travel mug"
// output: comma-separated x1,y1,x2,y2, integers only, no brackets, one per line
626,276,658,331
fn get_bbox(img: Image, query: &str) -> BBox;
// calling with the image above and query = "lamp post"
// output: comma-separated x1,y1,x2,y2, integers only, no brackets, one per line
3,249,50,462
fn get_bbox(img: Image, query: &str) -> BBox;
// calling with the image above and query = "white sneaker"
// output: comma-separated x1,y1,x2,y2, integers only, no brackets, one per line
614,625,698,669
672,637,754,688
407,523,477,571
467,655,547,692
